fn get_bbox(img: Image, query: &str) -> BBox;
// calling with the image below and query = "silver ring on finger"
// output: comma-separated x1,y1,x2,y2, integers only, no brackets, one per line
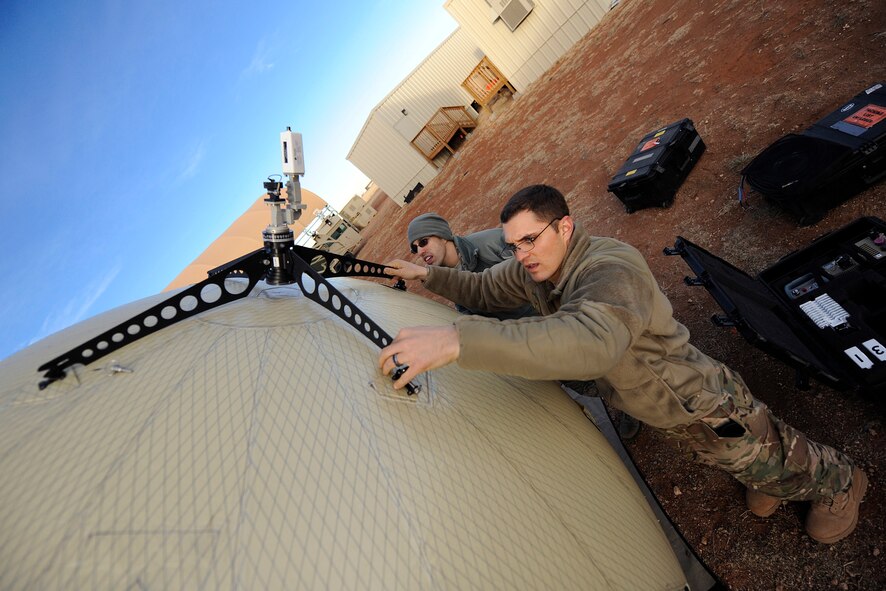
393,353,401,367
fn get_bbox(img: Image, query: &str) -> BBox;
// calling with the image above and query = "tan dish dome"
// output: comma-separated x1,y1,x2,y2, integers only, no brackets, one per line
0,278,686,589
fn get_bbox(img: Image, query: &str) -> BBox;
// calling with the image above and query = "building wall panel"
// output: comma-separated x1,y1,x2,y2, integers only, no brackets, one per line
348,28,483,206
444,0,611,91
349,117,438,205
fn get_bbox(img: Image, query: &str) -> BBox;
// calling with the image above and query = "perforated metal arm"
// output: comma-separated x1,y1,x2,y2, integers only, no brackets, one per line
38,246,403,390
287,254,421,395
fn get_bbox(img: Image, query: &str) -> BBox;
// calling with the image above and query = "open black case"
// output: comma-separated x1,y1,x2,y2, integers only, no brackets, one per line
666,216,886,395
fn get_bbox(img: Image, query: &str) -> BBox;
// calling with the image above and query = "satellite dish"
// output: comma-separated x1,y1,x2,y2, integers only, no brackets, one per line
0,278,686,589
0,134,686,589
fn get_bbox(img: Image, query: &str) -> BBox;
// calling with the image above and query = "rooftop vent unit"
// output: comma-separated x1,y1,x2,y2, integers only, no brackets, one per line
494,0,534,32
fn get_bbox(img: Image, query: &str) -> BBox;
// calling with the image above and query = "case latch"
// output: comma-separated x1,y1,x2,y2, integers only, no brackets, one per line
711,314,738,328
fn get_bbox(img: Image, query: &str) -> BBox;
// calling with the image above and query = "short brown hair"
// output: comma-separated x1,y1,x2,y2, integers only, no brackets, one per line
500,184,570,224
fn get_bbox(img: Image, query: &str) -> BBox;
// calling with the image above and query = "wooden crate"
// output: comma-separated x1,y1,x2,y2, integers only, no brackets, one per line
462,56,515,107
411,106,477,164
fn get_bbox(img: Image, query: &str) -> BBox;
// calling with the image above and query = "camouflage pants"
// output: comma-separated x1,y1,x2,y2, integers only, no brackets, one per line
661,365,855,502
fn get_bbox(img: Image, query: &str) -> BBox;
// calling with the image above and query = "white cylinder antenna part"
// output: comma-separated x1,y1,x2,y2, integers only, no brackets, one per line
281,128,305,176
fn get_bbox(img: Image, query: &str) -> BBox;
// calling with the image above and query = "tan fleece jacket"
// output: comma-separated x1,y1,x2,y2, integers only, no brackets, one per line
423,223,728,429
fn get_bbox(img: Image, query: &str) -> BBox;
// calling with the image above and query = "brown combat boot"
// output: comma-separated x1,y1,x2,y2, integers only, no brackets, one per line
746,487,781,517
805,467,869,544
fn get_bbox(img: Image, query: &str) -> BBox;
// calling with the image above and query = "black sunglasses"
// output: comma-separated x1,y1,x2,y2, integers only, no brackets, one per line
410,237,430,254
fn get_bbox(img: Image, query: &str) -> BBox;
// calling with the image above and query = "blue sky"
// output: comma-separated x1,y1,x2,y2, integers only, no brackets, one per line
0,1,457,362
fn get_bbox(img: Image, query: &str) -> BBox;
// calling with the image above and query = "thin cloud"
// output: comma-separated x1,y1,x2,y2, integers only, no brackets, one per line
178,140,206,181
31,260,123,345
241,37,275,79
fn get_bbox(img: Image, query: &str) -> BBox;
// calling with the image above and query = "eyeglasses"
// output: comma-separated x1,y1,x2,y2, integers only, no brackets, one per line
501,218,561,256
410,237,430,254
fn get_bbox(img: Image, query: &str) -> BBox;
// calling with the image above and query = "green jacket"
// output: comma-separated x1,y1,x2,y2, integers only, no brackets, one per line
453,228,535,320
453,228,511,274
424,223,726,429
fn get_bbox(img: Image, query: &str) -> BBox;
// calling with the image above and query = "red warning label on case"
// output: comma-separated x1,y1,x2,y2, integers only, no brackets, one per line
844,104,886,129
640,138,661,151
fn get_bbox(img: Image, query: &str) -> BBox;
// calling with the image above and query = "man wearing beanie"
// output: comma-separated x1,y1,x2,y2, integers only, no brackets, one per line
409,212,639,437
407,212,534,320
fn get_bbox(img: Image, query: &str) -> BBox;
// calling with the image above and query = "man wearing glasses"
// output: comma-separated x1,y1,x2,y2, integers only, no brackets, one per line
407,212,533,320
381,184,867,545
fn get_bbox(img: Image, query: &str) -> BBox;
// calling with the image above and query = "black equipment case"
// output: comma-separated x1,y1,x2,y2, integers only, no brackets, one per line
666,216,886,396
742,82,886,226
607,118,705,213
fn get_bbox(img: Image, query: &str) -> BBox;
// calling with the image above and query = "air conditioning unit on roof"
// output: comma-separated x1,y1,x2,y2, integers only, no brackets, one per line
495,0,534,32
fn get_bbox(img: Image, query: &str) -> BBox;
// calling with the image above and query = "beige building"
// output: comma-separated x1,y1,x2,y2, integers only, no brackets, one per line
297,205,363,255
347,27,482,207
444,0,611,93
340,194,377,230
348,0,612,206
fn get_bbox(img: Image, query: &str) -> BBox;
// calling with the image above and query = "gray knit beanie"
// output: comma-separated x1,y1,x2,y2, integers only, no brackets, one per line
407,213,454,245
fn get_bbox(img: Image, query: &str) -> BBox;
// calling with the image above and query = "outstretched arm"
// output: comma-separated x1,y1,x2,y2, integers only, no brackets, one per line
384,259,429,281
379,325,460,389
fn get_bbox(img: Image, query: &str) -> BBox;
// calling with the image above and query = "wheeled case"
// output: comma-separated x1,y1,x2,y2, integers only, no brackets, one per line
607,118,705,213
742,82,886,225
666,216,886,396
